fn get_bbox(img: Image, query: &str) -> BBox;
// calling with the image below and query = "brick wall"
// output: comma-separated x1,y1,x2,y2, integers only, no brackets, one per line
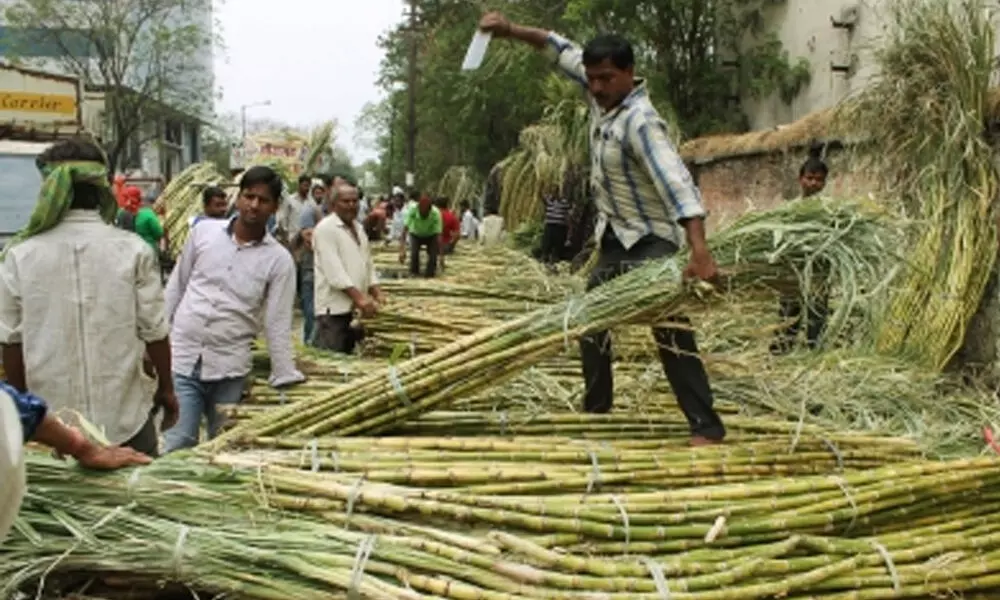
693,147,873,231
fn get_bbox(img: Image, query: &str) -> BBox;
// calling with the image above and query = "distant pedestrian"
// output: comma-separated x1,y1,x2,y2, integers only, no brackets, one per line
189,186,230,229
399,194,442,277
541,188,571,264
459,200,479,239
478,206,505,248
771,150,831,355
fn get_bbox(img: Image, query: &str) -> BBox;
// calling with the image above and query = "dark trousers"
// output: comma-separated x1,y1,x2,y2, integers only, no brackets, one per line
298,266,315,345
580,232,725,440
541,223,568,263
410,234,439,277
123,413,159,457
314,313,362,354
772,295,829,354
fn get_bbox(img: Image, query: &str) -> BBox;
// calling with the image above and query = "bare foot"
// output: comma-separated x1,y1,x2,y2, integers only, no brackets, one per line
690,436,722,447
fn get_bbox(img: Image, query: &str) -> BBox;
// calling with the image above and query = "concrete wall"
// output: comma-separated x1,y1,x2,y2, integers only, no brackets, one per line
742,0,888,131
743,0,1000,131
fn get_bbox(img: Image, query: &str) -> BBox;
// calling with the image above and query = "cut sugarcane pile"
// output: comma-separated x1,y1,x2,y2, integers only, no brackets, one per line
210,199,891,448
219,428,920,492
237,341,1000,458
10,441,1000,599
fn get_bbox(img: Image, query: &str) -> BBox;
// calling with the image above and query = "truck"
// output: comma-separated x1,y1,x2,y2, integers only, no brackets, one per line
0,62,86,246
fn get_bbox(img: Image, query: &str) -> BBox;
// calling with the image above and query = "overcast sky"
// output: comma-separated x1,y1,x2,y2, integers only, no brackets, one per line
213,0,404,162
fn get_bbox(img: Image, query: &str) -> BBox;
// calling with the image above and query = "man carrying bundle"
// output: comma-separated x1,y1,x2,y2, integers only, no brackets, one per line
0,137,178,456
479,12,726,445
771,151,831,355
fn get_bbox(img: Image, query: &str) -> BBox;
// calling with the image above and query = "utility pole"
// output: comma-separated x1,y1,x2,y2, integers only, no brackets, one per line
405,0,419,192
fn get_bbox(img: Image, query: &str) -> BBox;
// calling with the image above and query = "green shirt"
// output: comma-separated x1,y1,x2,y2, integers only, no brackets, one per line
133,206,163,251
405,206,443,238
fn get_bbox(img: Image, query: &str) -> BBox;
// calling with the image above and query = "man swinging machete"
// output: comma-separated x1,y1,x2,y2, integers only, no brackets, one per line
478,11,726,446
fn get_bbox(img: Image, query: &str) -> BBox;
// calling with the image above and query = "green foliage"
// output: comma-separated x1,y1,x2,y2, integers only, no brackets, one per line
359,0,810,191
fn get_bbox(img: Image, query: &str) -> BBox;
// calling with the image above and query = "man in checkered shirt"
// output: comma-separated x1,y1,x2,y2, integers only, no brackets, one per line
480,11,726,446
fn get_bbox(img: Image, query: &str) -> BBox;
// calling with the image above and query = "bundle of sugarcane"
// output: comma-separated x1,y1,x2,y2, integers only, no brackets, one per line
236,453,1000,551
220,425,920,493
237,345,998,458
12,447,1000,599
303,121,336,173
210,198,890,447
156,162,228,256
3,454,439,599
839,0,999,369
225,451,1000,598
432,166,484,207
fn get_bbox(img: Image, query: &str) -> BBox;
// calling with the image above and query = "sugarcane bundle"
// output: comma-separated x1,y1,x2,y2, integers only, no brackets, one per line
156,162,228,257
238,344,998,457
12,448,1000,599
839,0,999,369
432,165,484,207
221,425,920,493
209,198,890,448
303,121,335,174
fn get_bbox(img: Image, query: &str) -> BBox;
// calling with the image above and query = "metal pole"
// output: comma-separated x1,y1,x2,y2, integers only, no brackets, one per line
240,105,247,141
406,0,418,190
387,101,397,189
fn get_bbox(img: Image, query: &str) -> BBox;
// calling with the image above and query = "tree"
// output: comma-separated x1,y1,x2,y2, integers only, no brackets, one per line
560,0,811,136
366,0,810,190
4,0,217,171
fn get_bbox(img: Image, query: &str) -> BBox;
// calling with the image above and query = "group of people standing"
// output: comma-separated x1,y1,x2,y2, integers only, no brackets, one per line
283,175,508,354
0,137,304,465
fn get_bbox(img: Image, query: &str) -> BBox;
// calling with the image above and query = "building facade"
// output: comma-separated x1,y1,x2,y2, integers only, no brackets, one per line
0,0,214,178
742,0,1000,131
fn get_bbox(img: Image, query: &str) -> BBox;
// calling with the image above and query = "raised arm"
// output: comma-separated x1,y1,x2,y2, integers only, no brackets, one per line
479,12,587,89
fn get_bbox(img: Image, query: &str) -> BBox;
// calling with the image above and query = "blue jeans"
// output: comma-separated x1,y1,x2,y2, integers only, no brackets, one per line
299,273,315,345
162,360,247,453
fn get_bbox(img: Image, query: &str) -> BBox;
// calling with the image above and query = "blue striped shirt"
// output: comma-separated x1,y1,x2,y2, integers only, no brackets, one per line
544,33,706,250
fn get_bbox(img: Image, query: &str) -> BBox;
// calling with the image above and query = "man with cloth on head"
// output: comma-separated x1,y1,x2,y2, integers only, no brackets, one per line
0,137,178,456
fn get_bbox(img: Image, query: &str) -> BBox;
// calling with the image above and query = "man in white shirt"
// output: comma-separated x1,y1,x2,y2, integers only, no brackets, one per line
388,187,408,242
459,200,480,239
163,165,306,452
479,207,506,247
0,137,177,456
312,183,385,354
